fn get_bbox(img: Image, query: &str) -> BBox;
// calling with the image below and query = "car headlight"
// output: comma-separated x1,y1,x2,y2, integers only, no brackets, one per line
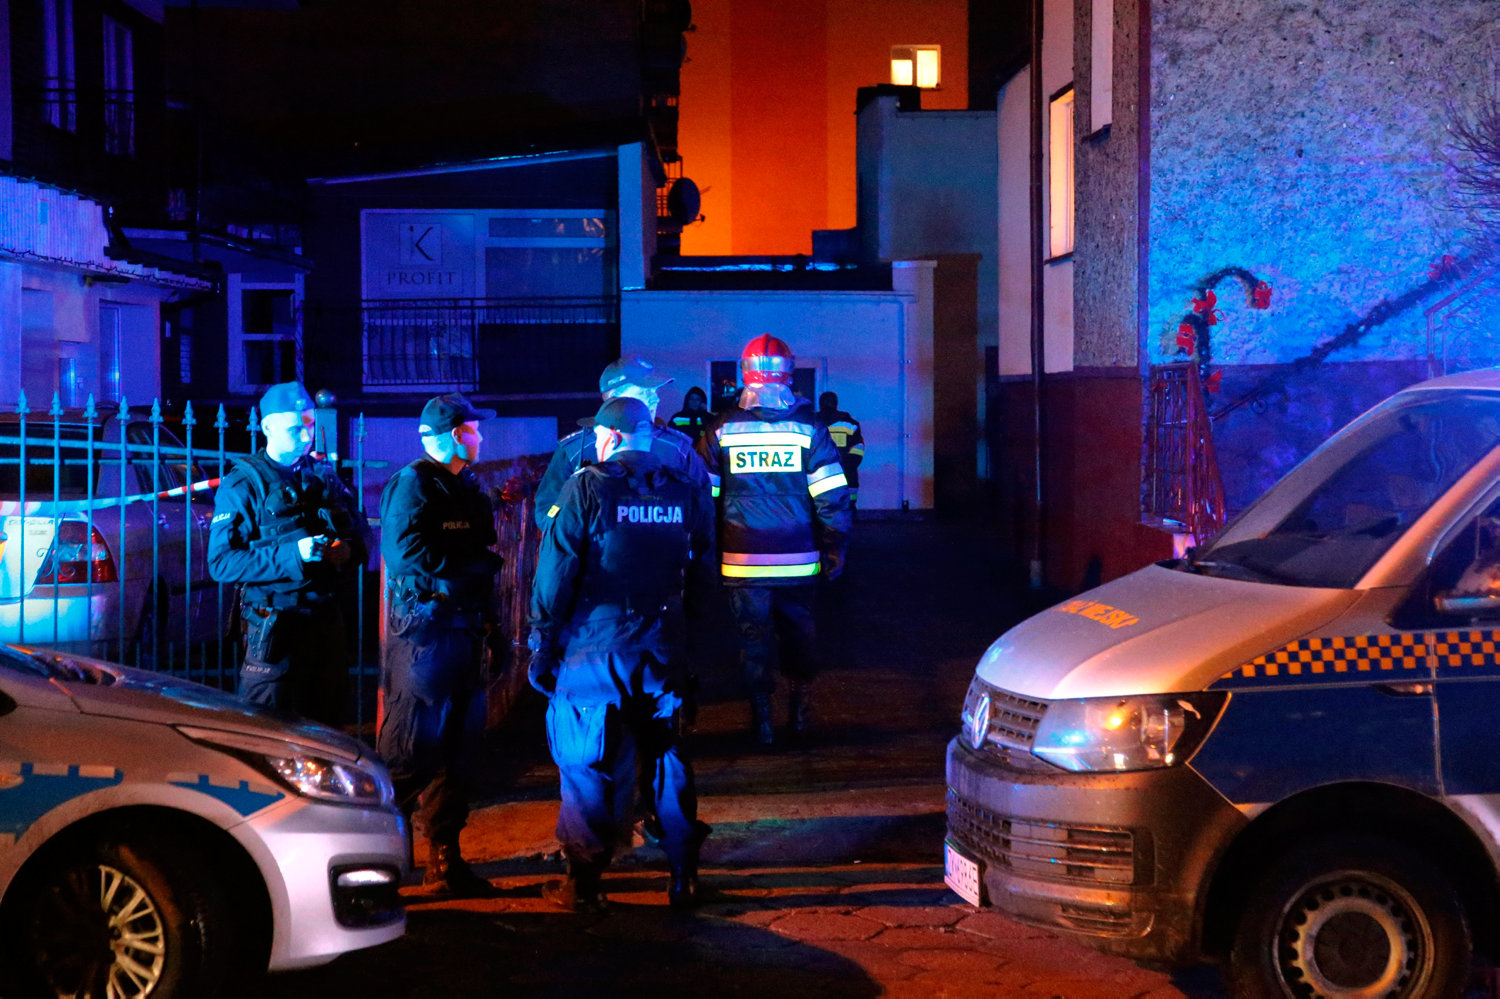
177,726,395,807
1030,691,1228,772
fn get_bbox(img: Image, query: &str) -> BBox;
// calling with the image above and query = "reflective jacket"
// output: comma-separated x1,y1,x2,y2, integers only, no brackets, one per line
697,398,852,586
815,408,865,490
534,424,709,529
529,451,715,698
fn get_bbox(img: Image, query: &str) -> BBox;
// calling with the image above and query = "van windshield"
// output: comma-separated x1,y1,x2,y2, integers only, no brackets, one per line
1185,394,1500,588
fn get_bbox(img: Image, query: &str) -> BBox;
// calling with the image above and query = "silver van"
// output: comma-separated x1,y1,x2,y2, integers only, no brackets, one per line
946,368,1500,997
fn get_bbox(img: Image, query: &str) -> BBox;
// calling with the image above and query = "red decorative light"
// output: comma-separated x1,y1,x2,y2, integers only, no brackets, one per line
1176,324,1196,351
1204,369,1223,393
1191,289,1217,315
1251,281,1273,309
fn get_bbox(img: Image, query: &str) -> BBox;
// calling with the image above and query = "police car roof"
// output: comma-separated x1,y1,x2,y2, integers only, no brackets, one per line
1402,366,1500,394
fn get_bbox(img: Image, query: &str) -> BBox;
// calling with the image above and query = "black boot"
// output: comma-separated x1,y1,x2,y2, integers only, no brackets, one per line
543,860,608,913
750,694,774,746
669,821,712,910
423,839,498,898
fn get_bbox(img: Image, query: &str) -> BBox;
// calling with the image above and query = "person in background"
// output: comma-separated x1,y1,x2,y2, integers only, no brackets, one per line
815,392,865,511
534,357,709,529
668,386,712,445
697,335,852,746
208,381,368,725
528,396,715,911
378,393,505,897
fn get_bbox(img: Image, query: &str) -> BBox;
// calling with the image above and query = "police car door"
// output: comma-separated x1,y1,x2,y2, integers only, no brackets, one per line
1407,482,1500,805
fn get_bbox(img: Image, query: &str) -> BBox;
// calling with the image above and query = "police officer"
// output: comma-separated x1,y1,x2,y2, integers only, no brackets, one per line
815,391,865,511
208,382,369,725
528,396,715,911
534,356,710,529
378,393,504,897
698,336,852,746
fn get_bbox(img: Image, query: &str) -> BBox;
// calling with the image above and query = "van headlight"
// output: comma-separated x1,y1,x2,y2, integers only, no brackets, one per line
1031,691,1228,772
177,726,395,807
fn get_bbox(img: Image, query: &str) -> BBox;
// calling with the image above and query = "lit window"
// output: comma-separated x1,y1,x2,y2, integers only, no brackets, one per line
891,46,940,89
1049,87,1075,257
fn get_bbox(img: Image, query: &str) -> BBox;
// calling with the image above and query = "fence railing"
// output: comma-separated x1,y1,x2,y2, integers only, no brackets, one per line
355,297,618,393
0,392,548,733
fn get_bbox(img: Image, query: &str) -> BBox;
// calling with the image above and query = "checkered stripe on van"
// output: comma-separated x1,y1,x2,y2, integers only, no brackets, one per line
1219,631,1488,681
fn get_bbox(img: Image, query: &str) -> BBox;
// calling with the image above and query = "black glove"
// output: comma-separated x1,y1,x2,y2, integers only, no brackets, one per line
528,648,559,698
821,549,846,581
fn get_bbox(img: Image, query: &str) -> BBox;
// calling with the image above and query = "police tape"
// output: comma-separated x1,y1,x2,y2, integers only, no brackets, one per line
0,478,221,516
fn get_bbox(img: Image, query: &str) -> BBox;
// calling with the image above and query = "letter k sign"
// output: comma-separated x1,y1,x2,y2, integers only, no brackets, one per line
400,224,441,265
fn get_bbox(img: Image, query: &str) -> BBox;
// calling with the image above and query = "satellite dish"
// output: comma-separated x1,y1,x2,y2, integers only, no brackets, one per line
666,178,701,226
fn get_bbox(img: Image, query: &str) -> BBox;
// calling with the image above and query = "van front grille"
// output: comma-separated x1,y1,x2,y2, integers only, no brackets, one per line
947,789,1137,887
961,678,1049,753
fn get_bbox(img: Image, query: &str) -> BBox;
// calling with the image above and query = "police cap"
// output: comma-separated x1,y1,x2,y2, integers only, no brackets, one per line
419,393,496,436
599,356,671,395
259,381,314,418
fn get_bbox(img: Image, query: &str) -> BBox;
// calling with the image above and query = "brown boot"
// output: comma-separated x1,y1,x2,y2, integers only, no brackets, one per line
423,839,498,898
543,861,608,913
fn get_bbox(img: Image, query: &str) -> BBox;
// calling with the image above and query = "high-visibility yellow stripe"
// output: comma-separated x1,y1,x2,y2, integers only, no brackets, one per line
711,485,720,498
721,562,820,578
808,471,848,497
547,504,561,519
719,431,811,449
849,444,865,457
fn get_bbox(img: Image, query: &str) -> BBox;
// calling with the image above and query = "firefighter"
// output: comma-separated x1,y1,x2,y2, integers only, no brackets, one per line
528,396,715,911
668,386,712,445
815,391,865,511
533,357,709,530
208,381,369,725
378,393,505,897
698,336,852,746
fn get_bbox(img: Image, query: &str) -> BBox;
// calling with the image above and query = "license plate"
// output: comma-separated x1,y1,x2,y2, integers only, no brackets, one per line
944,840,983,906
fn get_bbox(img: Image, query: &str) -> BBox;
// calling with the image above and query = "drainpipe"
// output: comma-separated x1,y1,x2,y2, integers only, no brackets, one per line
1028,0,1046,589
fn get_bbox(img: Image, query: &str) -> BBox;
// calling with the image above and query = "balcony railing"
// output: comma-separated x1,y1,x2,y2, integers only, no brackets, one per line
358,297,618,394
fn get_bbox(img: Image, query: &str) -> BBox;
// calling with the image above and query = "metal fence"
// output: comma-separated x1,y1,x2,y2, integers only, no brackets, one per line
0,392,547,733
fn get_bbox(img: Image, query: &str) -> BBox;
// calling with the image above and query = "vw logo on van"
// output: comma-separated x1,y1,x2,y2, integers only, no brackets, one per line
968,692,991,750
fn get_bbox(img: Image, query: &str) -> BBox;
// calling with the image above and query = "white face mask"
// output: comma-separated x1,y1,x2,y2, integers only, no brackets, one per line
610,384,660,420
453,422,483,464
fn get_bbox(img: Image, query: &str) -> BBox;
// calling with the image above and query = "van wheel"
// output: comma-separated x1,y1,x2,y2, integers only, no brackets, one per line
19,830,232,998
1226,835,1469,999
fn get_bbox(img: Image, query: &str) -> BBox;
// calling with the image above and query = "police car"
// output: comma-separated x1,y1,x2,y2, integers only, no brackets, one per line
946,368,1500,998
0,644,405,996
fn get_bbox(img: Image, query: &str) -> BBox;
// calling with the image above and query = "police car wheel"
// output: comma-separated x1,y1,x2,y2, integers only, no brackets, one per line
20,831,232,999
1227,836,1469,999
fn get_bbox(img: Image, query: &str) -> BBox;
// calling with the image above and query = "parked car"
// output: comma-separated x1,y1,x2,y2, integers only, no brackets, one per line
0,411,232,663
946,367,1500,998
0,642,405,996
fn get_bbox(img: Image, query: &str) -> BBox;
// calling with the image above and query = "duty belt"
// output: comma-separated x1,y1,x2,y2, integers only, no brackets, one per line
246,589,333,612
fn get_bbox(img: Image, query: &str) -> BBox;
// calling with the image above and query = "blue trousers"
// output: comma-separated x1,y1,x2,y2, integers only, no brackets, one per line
546,671,698,869
379,617,486,845
728,584,819,696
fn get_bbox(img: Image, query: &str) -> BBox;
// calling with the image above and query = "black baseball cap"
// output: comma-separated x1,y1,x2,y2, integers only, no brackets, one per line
258,381,313,418
419,393,495,435
599,356,671,395
590,396,654,434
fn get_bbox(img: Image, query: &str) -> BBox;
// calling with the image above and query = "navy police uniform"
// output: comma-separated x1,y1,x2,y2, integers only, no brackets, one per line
208,449,368,724
529,445,715,904
533,423,709,529
378,456,502,851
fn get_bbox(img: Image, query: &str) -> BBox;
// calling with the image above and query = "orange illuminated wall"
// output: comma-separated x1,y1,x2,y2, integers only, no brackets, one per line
680,0,968,255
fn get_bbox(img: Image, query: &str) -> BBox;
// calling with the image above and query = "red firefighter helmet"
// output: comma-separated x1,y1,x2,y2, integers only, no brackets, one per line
740,334,795,386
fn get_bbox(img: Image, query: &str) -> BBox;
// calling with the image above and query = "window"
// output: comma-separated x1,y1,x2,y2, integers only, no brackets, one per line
890,46,940,89
1091,0,1114,132
240,288,298,390
41,0,76,130
101,15,134,156
1049,87,1075,258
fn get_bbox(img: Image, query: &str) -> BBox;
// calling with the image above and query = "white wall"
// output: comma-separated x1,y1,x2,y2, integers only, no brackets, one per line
622,263,935,510
616,142,657,291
